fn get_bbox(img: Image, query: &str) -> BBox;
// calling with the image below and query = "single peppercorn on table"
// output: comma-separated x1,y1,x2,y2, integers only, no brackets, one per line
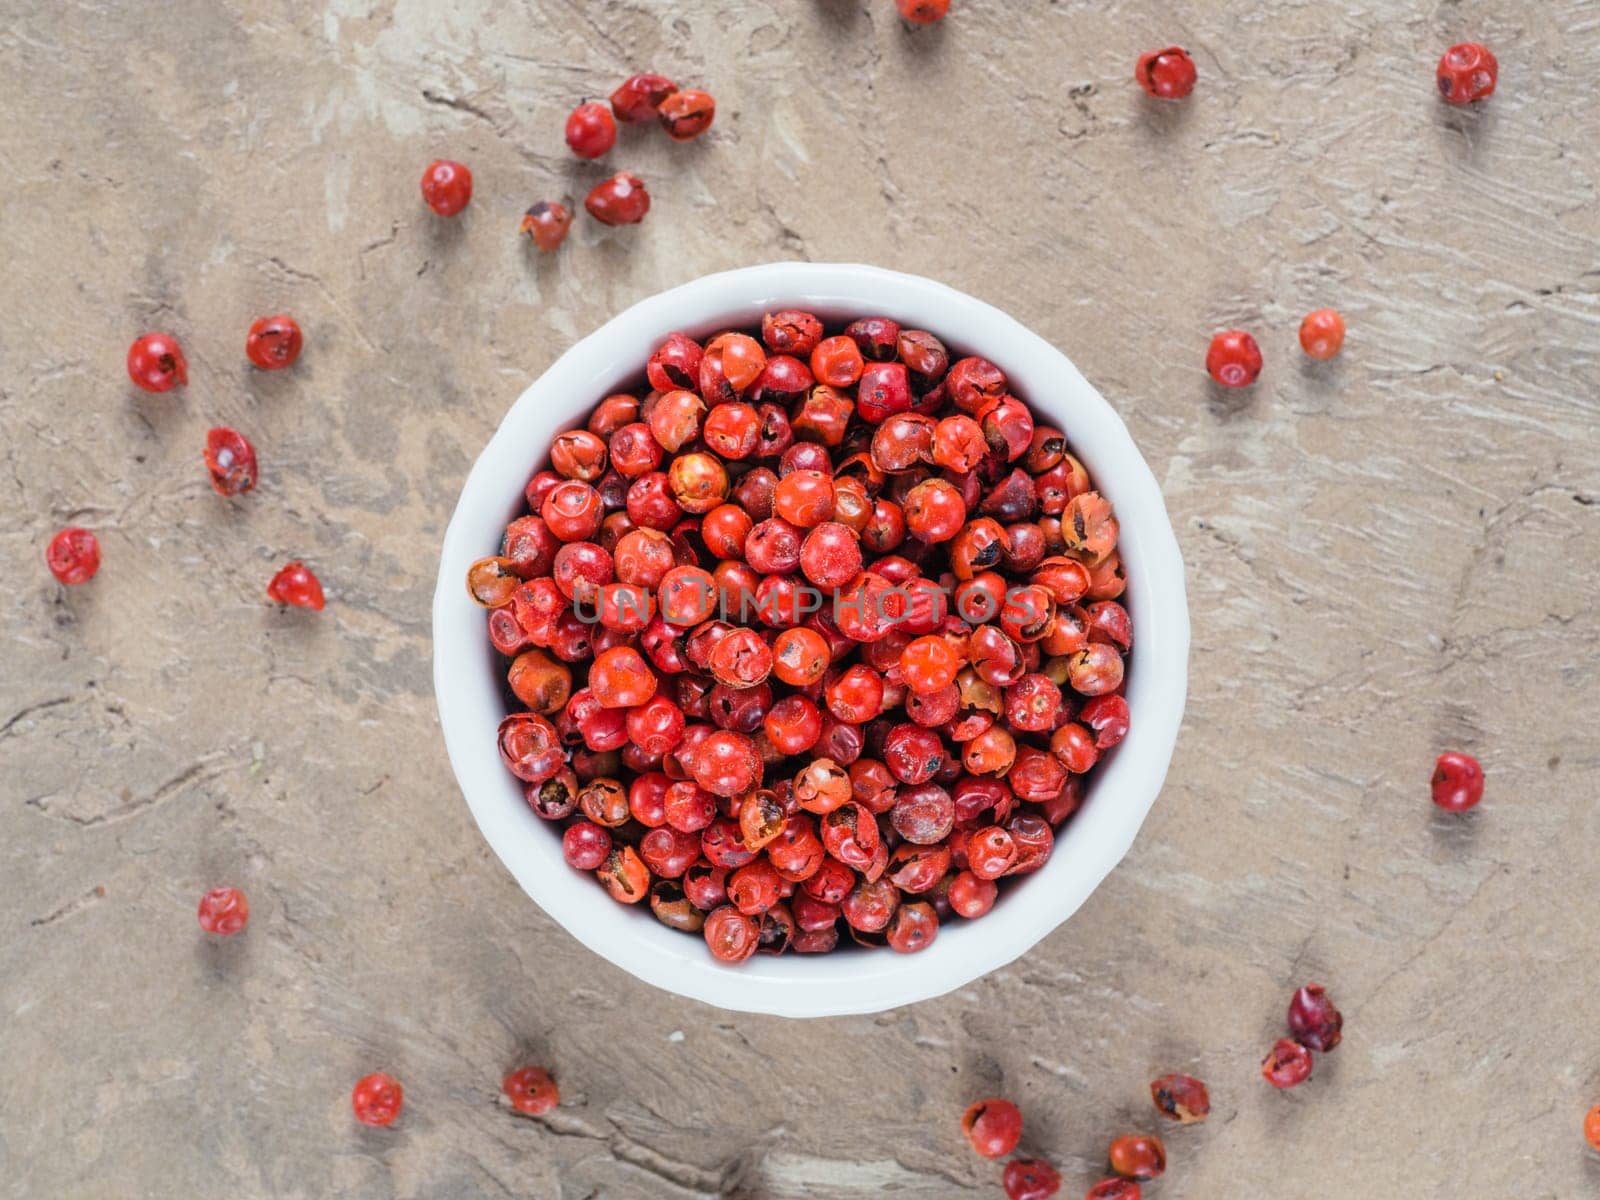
4,2,1600,1198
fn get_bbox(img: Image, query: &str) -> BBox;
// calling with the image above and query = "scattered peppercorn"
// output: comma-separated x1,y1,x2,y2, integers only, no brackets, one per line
196,886,249,935
46,527,101,585
611,73,679,122
502,1065,559,1115
895,0,950,22
1107,1135,1165,1181
420,159,472,216
1149,1074,1210,1123
204,427,258,497
1585,1104,1600,1154
1298,309,1345,360
267,561,326,611
1261,1038,1313,1088
565,100,618,159
1431,751,1484,812
1135,47,1197,99
1437,43,1497,105
1205,330,1262,388
962,1097,1023,1159
351,1072,404,1126
246,314,303,370
659,89,716,141
1003,1158,1061,1200
521,201,574,252
1287,983,1343,1052
586,173,651,226
126,332,187,392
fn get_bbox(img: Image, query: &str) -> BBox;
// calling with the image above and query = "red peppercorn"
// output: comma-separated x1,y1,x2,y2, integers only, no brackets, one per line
1066,643,1123,696
521,201,574,252
1437,43,1497,104
245,314,303,370
1586,1105,1600,1154
204,427,258,496
500,713,566,784
649,389,706,452
890,783,954,845
1206,330,1262,388
562,821,612,871
351,1072,404,1126
420,160,472,216
932,414,987,472
1150,1073,1210,1123
45,527,101,585
126,332,187,392
904,478,967,542
978,395,1034,462
896,0,949,22
196,886,249,935
799,522,862,588
967,825,1019,879
586,173,650,226
901,636,961,694
565,100,617,158
885,900,938,952
611,73,679,121
1003,1159,1061,1200
267,561,325,610
668,452,730,514
1087,1182,1140,1200
948,870,997,918
775,469,836,527
703,402,762,461
1431,750,1484,812
704,905,759,962
692,729,760,797
811,336,865,389
1287,983,1343,1052
1135,47,1197,99
947,356,1007,414
659,89,715,140
597,844,649,903
648,334,704,394
773,627,830,686
961,1097,1022,1159
1107,1135,1165,1181
502,1065,559,1115
1050,722,1098,774
544,480,605,541
1080,694,1131,749
1299,308,1345,359
710,628,774,690
728,859,784,915
1261,1038,1313,1088
588,646,656,709
857,361,912,423
762,310,824,356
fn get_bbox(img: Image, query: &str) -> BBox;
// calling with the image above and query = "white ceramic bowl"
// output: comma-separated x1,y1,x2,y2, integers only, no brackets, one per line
433,262,1189,1018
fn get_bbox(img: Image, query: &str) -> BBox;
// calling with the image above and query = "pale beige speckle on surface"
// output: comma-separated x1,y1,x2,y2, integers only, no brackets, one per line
2,1,1598,1197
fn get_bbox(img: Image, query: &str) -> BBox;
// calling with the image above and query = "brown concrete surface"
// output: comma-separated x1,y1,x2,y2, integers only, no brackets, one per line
2,0,1598,1196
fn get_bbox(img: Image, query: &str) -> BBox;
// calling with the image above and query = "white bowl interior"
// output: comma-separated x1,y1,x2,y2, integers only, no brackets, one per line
432,263,1189,1017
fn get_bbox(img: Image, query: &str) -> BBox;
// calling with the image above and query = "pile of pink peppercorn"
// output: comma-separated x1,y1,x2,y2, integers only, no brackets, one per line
473,311,1133,962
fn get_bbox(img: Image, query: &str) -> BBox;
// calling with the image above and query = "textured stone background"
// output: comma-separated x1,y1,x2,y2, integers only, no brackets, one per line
2,0,1598,1196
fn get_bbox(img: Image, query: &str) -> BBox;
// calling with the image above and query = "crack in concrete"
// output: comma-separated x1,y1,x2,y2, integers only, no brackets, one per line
28,752,228,828
0,695,73,740
29,885,105,928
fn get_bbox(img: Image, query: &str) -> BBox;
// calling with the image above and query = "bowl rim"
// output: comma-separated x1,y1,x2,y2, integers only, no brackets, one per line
432,261,1189,1018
